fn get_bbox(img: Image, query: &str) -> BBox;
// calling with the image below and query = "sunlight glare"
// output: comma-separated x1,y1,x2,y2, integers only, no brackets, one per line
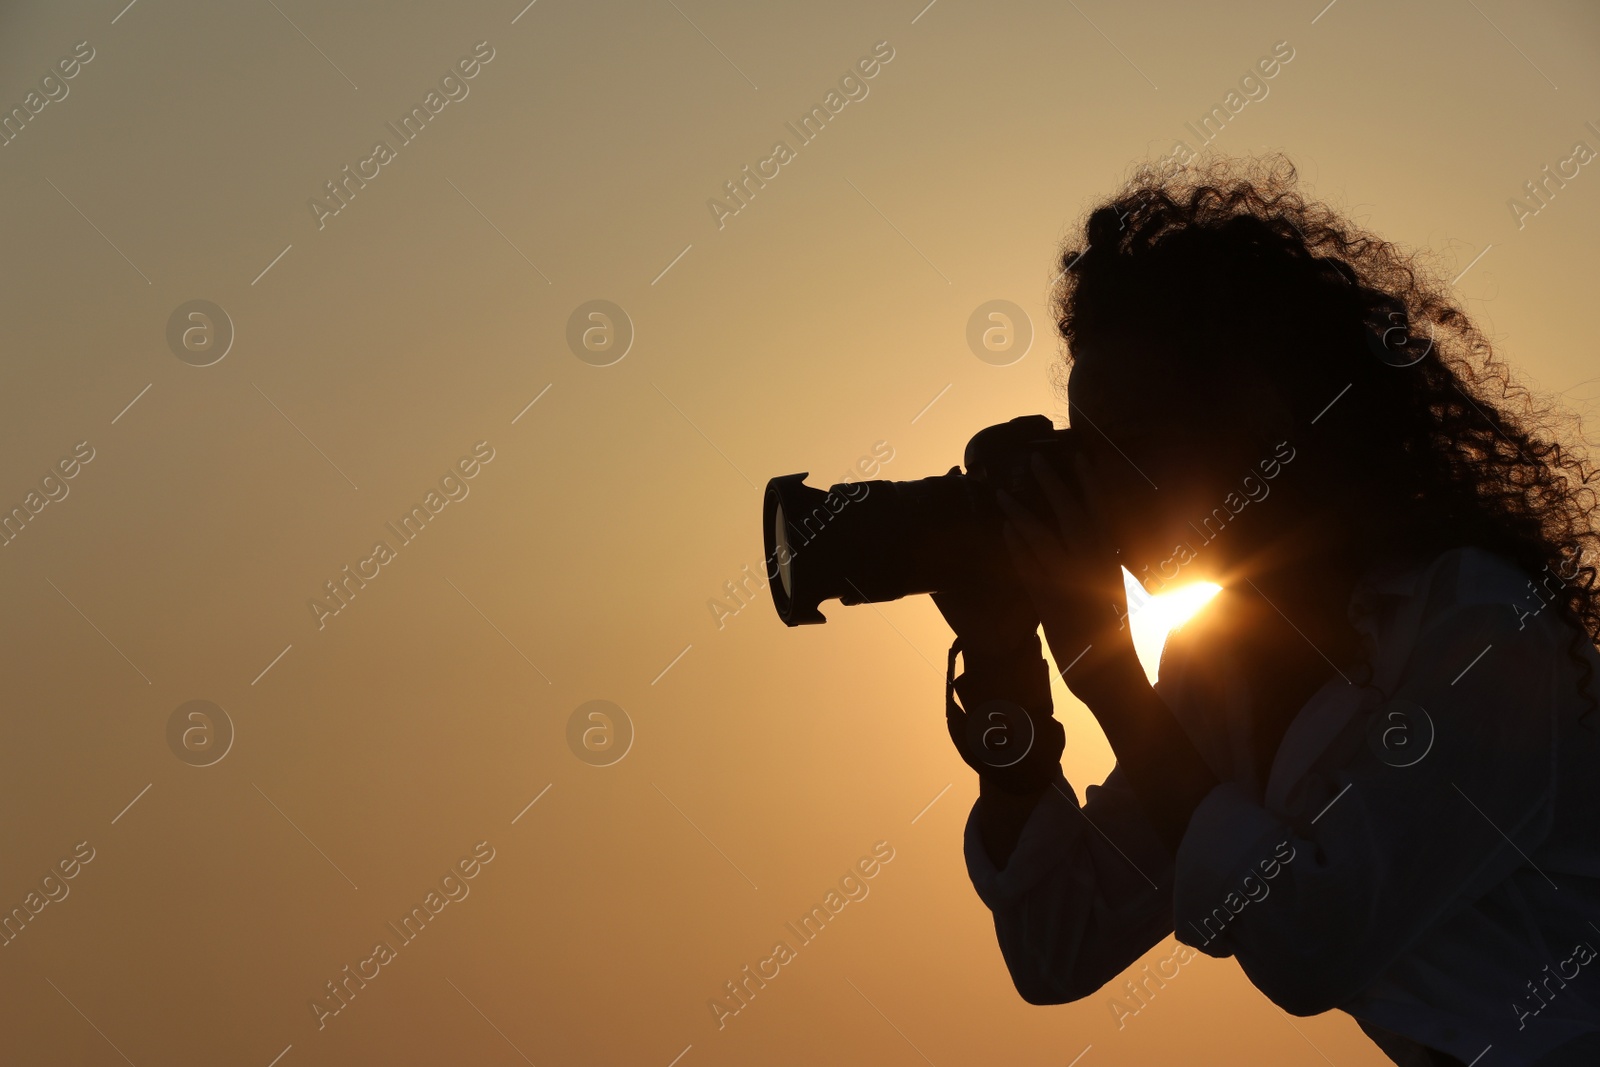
1121,569,1222,684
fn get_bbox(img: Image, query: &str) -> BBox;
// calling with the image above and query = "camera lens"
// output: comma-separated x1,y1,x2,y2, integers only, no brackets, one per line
774,501,793,598
761,417,1077,626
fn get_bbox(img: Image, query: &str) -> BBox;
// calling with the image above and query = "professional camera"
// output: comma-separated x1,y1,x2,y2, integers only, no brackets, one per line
762,415,1082,626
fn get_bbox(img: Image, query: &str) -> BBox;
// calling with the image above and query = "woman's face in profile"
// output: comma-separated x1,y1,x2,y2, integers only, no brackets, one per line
1066,344,1278,587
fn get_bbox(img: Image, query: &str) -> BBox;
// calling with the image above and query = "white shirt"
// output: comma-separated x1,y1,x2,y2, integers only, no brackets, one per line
963,545,1600,1065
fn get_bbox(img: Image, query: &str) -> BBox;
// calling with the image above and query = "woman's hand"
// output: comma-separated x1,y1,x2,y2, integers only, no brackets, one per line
928,576,1039,659
995,447,1222,854
997,448,1146,708
930,529,1062,800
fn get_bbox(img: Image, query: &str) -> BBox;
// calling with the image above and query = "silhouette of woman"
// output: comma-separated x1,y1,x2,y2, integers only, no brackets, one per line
932,155,1600,1067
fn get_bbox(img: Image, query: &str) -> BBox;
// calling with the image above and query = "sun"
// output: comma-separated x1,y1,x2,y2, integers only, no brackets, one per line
1121,569,1222,684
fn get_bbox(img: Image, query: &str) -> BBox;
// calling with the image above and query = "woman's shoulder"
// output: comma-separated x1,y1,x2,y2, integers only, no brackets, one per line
1349,542,1600,706
1348,543,1580,661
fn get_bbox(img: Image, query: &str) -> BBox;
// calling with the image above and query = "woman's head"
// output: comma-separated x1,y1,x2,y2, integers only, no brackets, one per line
1050,154,1600,652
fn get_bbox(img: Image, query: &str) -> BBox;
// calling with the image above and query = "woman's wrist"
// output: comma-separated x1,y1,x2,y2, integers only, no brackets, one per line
953,631,1053,712
1056,638,1146,708
1081,669,1219,853
977,773,1052,869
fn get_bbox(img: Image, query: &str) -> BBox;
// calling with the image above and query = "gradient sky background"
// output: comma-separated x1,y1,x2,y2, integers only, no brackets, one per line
1,1,1597,1064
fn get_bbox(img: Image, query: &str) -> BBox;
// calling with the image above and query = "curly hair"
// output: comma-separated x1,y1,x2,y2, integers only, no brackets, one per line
1048,152,1600,718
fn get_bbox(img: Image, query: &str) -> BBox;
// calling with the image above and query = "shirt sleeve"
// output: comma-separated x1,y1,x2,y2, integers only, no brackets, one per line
1170,547,1569,1015
963,760,1177,1004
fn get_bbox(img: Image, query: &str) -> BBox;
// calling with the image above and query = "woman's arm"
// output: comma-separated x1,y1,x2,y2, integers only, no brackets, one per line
991,450,1223,853
973,658,1220,866
1067,654,1222,853
974,775,1050,869
964,761,1179,1005
945,619,1181,1003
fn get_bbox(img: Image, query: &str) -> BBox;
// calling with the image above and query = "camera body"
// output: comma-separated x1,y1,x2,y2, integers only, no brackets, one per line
763,415,1081,625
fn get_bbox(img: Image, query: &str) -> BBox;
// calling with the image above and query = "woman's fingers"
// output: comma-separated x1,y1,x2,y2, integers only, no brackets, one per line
1030,451,1083,533
999,522,1038,582
1026,451,1107,564
1073,448,1119,555
1001,522,1073,624
997,496,1064,591
997,450,1125,607
995,489,1053,555
998,493,1074,609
